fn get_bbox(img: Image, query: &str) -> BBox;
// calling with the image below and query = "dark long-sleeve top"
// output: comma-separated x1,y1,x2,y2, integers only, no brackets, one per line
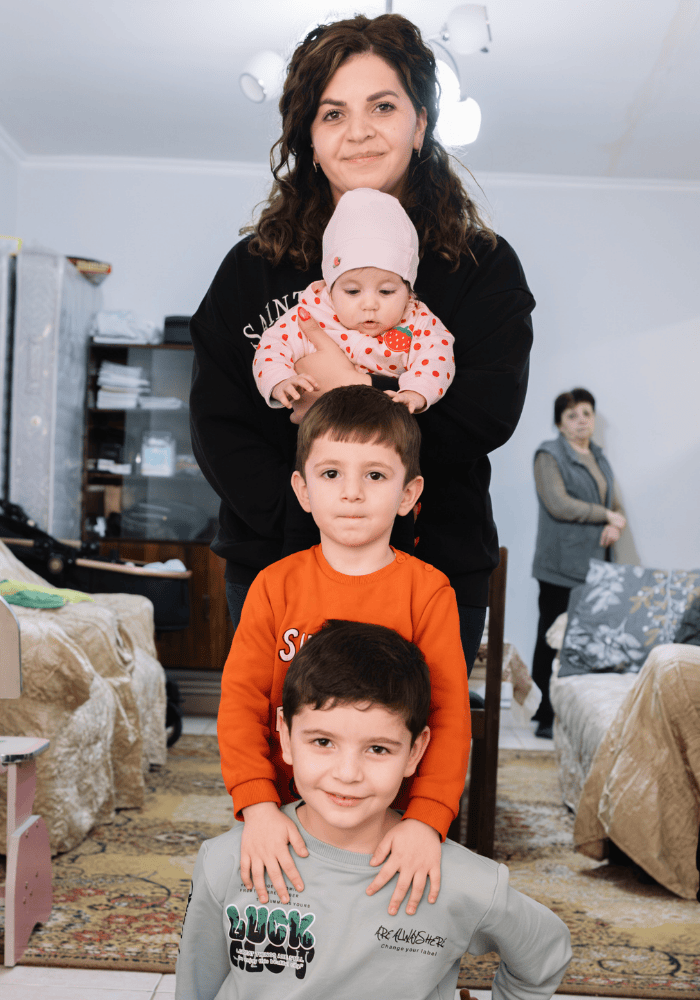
534,451,624,523
189,233,534,607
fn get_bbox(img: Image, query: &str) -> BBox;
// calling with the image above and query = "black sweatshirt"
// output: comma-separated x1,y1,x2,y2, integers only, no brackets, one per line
189,234,534,606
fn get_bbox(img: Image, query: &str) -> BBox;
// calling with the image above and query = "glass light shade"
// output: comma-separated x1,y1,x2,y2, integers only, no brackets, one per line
240,50,285,104
437,97,482,146
436,58,461,107
446,4,490,55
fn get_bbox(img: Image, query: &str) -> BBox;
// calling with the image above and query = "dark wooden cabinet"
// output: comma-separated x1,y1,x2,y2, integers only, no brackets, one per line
97,540,233,671
83,343,231,672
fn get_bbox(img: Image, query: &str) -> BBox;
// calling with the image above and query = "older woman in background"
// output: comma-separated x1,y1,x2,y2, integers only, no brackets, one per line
530,388,626,738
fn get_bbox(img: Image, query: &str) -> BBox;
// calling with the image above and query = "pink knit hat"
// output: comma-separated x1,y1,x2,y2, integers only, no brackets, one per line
322,188,419,289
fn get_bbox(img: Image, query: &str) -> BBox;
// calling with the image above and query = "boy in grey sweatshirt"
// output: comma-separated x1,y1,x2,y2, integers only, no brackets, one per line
176,620,571,1000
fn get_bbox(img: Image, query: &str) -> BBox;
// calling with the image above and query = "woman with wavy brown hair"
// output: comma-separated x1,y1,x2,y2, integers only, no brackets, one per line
190,13,534,665
249,15,494,269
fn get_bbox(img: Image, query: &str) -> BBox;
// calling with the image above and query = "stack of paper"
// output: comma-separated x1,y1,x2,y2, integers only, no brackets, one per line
96,361,150,409
91,310,162,345
138,396,185,410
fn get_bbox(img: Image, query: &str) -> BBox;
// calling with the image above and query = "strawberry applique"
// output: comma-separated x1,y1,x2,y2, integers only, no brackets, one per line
383,325,412,353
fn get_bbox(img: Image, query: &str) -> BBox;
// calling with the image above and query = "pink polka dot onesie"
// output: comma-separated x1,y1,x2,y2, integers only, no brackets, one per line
253,282,455,411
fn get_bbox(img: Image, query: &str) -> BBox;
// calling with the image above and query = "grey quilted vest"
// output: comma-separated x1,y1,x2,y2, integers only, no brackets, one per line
531,434,615,588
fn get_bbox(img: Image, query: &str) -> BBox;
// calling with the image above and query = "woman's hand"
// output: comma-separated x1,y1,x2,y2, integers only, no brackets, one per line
606,510,627,531
289,306,371,424
600,524,621,548
384,389,427,414
271,373,320,409
240,801,308,904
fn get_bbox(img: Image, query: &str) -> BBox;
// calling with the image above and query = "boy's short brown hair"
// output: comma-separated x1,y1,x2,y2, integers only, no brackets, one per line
282,619,431,742
294,385,421,485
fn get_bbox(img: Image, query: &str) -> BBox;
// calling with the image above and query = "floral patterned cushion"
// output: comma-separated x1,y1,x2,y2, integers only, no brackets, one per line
558,559,700,677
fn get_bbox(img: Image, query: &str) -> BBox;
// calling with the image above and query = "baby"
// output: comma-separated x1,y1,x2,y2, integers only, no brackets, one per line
253,187,455,416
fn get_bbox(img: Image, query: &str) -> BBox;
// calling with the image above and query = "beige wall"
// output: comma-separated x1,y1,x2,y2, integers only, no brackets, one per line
17,157,271,321
479,173,700,661
0,131,20,240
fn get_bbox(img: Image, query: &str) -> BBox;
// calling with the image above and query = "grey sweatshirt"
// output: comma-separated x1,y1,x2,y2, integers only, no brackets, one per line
175,804,571,1000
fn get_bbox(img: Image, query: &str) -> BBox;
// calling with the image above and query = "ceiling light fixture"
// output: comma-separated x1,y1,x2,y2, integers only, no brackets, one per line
433,46,482,146
430,5,490,146
239,3,490,149
239,50,285,104
440,4,491,55
437,93,482,147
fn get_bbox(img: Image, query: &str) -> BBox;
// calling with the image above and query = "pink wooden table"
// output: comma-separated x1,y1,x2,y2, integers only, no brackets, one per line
1,596,53,966
1,737,53,966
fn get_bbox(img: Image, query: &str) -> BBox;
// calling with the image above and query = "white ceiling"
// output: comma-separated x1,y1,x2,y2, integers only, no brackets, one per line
2,0,700,179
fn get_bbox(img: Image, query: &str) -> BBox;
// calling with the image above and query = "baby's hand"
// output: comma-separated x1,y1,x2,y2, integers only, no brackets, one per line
240,802,309,904
271,373,320,409
367,818,441,915
384,389,427,414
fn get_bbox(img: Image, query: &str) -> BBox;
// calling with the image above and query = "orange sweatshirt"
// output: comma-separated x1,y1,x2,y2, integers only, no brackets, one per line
218,545,470,840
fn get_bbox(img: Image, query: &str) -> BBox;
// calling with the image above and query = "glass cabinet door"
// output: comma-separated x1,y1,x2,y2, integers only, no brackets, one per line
85,344,220,542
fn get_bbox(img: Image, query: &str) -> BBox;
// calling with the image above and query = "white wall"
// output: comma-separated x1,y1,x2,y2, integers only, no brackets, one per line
17,158,272,322
0,129,20,239
478,174,700,662
13,157,700,666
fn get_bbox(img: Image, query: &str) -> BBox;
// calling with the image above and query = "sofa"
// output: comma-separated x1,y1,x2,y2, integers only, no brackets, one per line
548,559,700,900
0,540,167,854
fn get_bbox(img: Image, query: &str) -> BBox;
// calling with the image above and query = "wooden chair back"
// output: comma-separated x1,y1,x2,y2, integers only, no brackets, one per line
449,547,508,857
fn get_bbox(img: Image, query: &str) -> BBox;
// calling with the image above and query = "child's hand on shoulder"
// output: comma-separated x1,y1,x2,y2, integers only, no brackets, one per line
384,389,427,414
240,802,309,905
367,818,441,916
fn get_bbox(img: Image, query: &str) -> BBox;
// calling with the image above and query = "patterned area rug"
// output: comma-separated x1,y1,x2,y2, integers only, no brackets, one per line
459,750,700,998
2,739,699,995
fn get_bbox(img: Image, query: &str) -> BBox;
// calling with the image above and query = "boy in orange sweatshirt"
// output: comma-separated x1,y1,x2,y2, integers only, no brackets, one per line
217,384,470,918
